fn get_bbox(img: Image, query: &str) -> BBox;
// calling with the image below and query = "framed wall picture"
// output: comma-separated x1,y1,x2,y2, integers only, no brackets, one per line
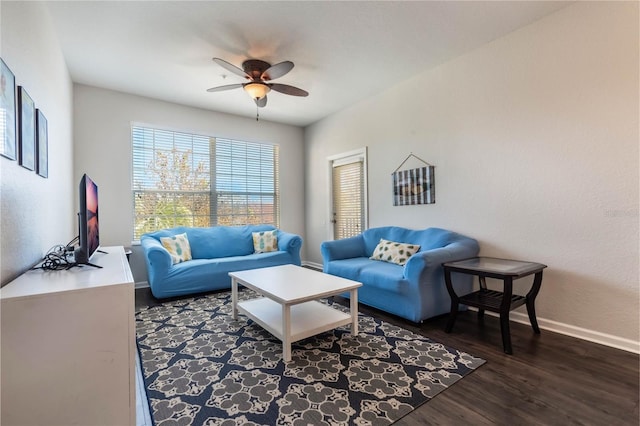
36,109,48,178
0,58,17,160
18,86,35,170
392,165,435,205
391,153,436,206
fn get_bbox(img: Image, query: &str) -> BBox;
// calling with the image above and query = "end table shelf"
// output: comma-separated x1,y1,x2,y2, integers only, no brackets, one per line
442,257,547,355
458,289,527,312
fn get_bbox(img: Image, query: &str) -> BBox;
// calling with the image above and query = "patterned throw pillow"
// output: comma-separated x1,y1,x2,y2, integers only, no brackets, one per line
369,238,421,266
160,233,192,264
253,230,279,253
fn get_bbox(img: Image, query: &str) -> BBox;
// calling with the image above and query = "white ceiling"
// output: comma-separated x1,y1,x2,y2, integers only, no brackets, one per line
45,1,570,127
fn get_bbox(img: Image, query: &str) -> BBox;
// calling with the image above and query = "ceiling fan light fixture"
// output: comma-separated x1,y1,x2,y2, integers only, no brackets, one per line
244,82,270,100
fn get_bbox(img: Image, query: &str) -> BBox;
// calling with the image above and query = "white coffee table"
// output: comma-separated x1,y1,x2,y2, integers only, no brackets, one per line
229,264,362,362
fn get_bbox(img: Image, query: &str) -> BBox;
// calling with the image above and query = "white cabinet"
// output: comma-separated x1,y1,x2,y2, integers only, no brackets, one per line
1,246,135,426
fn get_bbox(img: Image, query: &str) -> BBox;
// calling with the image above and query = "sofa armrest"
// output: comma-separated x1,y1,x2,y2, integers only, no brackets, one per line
404,240,480,283
141,236,172,276
276,230,303,265
321,235,367,264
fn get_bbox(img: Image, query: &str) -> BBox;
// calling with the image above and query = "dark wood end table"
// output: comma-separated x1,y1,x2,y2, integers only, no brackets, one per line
442,257,547,355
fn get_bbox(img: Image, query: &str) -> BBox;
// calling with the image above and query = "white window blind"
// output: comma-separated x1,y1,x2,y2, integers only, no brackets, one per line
213,138,279,227
132,126,279,240
332,159,364,240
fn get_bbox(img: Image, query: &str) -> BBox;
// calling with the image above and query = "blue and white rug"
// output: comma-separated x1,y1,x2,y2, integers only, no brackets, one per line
136,290,485,425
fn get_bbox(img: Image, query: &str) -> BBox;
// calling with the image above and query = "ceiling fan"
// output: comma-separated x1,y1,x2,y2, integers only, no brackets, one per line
207,58,309,109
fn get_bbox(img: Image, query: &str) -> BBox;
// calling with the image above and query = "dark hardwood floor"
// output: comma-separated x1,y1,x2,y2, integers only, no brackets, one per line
135,288,639,425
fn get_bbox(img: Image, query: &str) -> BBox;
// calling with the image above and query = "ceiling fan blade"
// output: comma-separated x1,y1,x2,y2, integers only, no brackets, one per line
261,61,294,81
206,83,244,92
270,83,309,97
212,58,249,79
255,96,267,108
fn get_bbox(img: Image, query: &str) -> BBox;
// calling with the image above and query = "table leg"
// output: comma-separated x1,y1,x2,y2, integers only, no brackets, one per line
526,271,544,334
444,268,458,333
350,288,359,336
231,278,238,320
282,304,292,362
500,277,514,355
478,276,487,320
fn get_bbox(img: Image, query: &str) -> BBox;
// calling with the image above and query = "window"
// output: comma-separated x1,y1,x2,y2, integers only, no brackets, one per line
132,126,279,240
330,149,367,240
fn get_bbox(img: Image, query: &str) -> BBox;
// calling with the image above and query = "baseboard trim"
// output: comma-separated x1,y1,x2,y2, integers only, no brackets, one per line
302,261,323,270
135,280,150,289
472,308,639,354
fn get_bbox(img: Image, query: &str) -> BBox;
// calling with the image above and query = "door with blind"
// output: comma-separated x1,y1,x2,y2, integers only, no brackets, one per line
329,148,367,240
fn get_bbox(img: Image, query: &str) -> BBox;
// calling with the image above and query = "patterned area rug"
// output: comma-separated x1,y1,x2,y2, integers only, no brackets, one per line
136,290,485,425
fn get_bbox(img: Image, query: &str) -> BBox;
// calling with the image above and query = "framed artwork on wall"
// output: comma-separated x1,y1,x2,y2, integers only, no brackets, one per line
392,165,435,205
18,86,35,170
36,109,48,178
0,58,17,160
392,153,436,206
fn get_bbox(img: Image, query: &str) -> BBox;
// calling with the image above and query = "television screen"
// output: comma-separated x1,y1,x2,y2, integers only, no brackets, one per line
75,174,99,264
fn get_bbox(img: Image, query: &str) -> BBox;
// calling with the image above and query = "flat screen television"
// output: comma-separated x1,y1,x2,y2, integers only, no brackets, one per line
74,173,100,266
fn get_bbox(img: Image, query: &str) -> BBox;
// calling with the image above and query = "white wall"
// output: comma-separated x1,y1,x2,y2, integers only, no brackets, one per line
0,2,74,285
304,2,639,348
73,85,305,282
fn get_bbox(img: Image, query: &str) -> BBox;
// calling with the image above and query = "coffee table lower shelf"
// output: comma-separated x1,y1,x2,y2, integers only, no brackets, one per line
238,297,353,346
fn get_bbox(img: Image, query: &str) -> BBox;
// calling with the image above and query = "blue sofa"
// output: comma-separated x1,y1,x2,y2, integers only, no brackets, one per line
141,225,302,299
321,226,479,322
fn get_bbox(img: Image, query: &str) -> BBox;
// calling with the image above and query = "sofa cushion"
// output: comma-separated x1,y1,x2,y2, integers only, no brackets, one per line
326,257,407,293
188,225,276,259
362,226,462,256
252,230,278,253
370,238,420,266
358,261,407,293
325,257,371,282
160,233,192,264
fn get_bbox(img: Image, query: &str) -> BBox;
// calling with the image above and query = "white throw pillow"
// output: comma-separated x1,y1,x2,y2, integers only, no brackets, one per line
370,238,420,266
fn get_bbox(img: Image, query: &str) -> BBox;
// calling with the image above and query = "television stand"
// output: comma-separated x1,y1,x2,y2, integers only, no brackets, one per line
1,246,135,425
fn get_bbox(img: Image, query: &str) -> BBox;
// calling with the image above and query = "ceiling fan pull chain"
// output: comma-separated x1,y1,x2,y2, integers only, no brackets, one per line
256,104,259,121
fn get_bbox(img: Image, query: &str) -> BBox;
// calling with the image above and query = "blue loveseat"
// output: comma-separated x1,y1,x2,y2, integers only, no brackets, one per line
321,226,479,322
141,225,302,299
